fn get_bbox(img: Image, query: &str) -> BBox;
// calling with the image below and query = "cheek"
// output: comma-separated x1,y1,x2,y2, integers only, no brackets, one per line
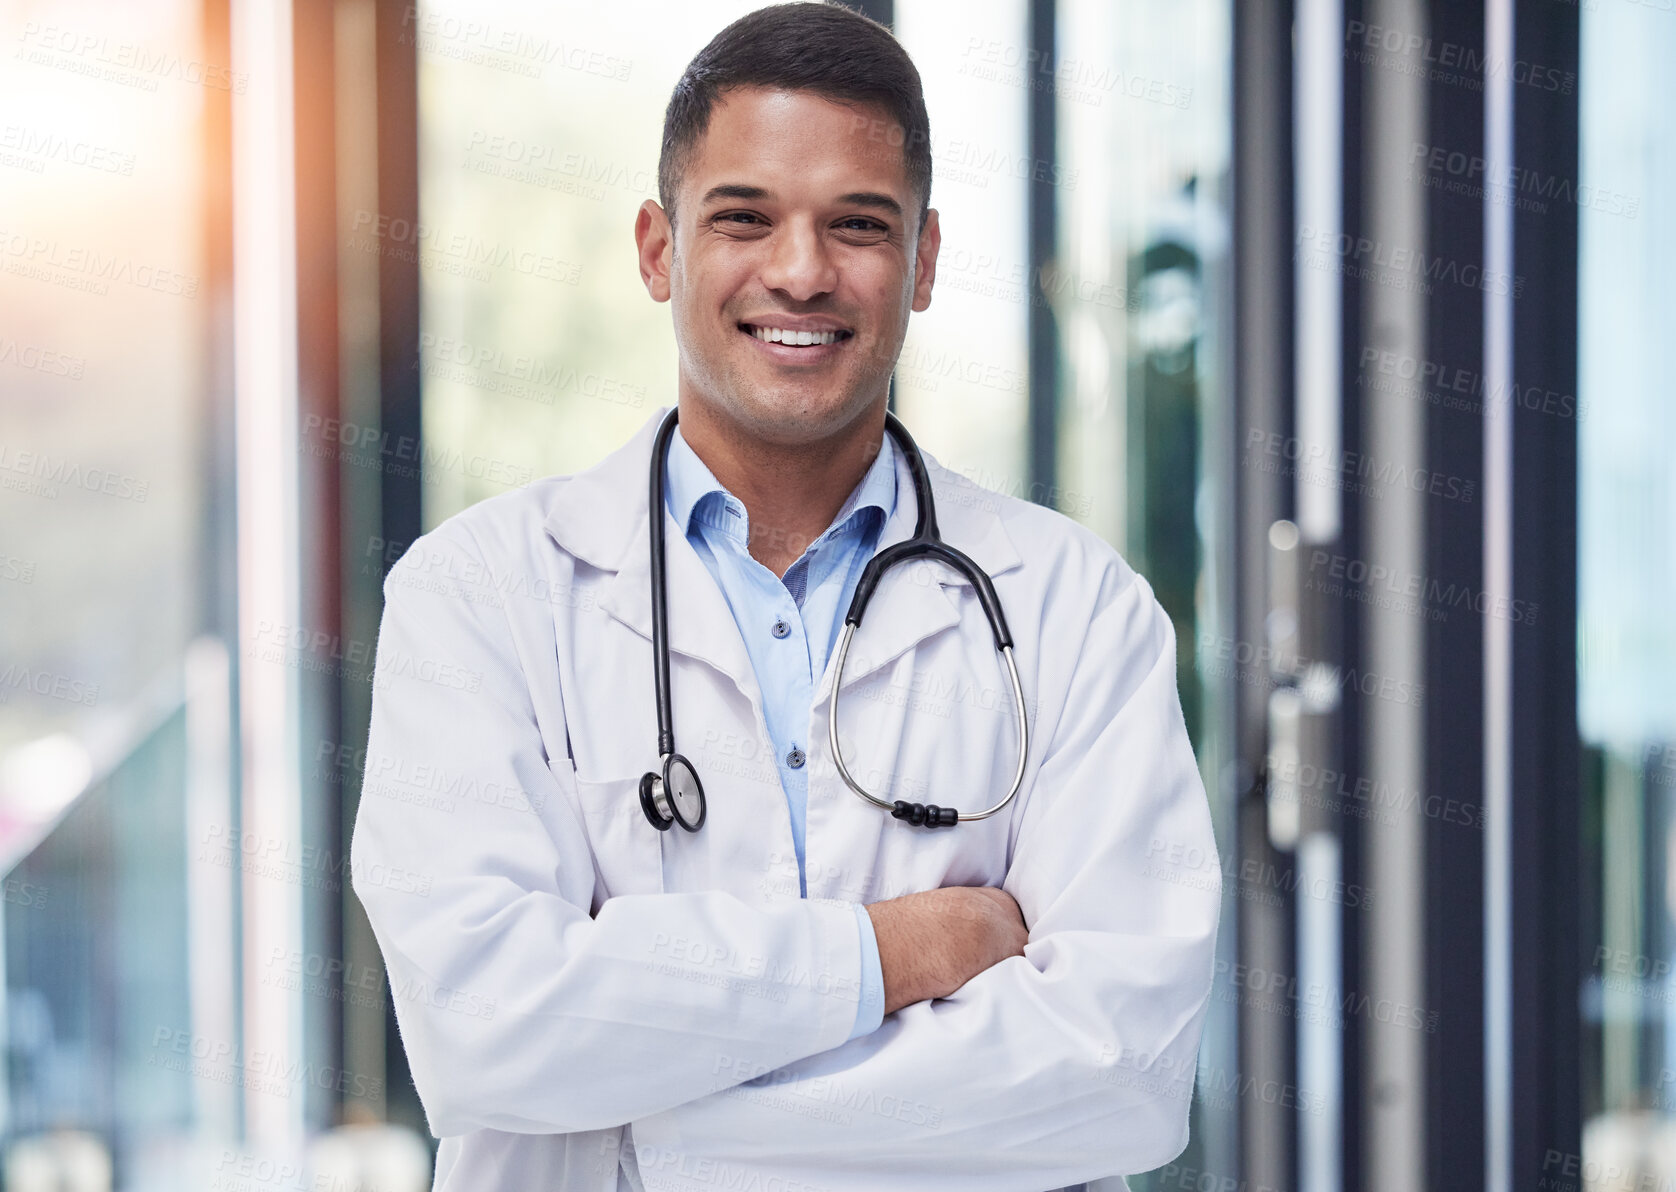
685,261,757,320
849,267,910,318
881,280,918,324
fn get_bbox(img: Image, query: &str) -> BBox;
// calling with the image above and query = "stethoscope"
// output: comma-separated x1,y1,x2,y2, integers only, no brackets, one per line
638,405,1030,833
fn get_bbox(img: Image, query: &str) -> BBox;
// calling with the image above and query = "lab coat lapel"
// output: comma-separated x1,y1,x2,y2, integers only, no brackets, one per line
812,435,1023,704
603,508,766,719
542,404,1025,747
542,407,764,718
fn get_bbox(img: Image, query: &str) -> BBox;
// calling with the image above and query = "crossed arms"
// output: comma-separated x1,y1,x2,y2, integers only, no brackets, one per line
351,524,1221,1189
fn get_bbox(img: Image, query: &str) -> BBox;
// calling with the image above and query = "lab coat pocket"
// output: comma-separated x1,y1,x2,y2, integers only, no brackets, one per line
572,774,665,902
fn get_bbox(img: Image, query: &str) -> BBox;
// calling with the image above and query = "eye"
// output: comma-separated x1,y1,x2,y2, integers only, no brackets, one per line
838,217,888,232
715,211,763,225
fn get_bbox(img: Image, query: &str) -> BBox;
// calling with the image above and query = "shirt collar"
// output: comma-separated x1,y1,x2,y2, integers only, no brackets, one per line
664,419,898,551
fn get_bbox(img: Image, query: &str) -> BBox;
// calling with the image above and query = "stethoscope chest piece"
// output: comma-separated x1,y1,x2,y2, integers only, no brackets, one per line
639,753,706,832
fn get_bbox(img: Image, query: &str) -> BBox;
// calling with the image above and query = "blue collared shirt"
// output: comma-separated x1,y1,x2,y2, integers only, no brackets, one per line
664,422,893,1041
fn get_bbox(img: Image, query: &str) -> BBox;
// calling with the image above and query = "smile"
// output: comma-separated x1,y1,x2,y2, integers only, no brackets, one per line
738,323,854,347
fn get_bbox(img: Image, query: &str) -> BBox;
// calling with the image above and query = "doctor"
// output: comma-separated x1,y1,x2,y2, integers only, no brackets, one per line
350,4,1221,1191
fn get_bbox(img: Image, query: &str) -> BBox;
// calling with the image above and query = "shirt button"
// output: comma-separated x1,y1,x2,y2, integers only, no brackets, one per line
771,618,791,639
786,747,806,769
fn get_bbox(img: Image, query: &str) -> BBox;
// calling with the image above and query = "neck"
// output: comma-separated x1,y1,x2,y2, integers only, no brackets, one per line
677,397,886,579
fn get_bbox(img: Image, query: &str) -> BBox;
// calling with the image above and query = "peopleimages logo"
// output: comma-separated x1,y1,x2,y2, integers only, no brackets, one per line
1409,141,1638,218
1343,20,1576,94
1245,428,1476,504
0,666,99,707
1305,549,1539,627
1295,224,1524,298
398,6,633,81
15,22,248,92
1358,346,1588,422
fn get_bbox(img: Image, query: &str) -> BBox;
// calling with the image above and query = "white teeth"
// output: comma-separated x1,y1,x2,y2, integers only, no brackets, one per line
749,326,842,346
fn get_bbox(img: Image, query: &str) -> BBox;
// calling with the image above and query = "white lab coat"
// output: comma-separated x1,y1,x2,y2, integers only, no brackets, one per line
350,405,1222,1192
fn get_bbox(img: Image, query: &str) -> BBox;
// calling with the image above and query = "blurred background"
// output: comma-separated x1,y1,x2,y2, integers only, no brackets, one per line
0,0,1665,1187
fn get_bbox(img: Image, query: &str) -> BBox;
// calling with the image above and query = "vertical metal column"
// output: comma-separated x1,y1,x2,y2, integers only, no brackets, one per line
231,0,307,1153
1356,3,1430,1188
1026,0,1058,503
332,0,390,1125
850,0,895,30
197,0,244,1136
1503,0,1581,1184
1419,2,1487,1186
355,0,424,1136
375,0,422,559
1293,2,1347,1188
1481,2,1515,1184
1231,2,1297,1188
852,0,894,417
293,0,347,1133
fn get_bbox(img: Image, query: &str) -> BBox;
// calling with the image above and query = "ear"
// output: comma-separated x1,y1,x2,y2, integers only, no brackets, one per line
635,200,673,303
910,207,940,313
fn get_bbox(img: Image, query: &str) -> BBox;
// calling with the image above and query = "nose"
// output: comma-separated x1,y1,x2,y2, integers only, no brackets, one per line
758,218,837,303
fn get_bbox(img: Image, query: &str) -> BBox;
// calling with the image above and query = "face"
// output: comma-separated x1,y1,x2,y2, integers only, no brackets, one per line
635,86,939,446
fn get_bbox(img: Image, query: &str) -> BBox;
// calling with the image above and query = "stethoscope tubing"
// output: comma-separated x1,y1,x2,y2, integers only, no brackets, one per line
825,412,1029,825
826,622,1030,821
643,405,1029,831
648,409,681,762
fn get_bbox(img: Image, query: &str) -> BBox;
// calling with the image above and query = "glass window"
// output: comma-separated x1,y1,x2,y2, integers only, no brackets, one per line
1577,0,1676,1179
0,1,207,754
1051,5,1233,1185
890,0,1030,488
1055,0,1229,750
0,1,228,1182
415,0,786,529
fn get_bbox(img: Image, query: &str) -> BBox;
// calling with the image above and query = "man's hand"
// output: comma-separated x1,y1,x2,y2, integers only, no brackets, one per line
864,886,1028,1016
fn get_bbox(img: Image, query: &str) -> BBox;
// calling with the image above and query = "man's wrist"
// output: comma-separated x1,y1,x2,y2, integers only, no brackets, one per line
865,897,931,1016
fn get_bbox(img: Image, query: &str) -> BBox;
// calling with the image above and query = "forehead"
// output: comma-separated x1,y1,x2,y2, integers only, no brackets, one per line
684,86,912,204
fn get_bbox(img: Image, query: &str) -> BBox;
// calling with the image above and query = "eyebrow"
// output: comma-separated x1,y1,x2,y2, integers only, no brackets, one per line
838,191,904,218
699,184,904,219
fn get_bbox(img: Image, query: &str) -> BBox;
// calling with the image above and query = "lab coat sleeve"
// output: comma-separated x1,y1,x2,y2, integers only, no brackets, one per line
627,567,1222,1191
349,522,866,1138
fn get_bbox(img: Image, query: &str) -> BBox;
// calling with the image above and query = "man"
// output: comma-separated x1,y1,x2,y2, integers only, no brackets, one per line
350,4,1221,1191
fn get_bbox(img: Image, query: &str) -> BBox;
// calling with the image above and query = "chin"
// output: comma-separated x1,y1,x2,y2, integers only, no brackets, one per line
747,391,875,442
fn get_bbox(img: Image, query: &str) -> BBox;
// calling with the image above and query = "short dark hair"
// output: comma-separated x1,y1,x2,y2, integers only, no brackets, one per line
657,2,933,235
